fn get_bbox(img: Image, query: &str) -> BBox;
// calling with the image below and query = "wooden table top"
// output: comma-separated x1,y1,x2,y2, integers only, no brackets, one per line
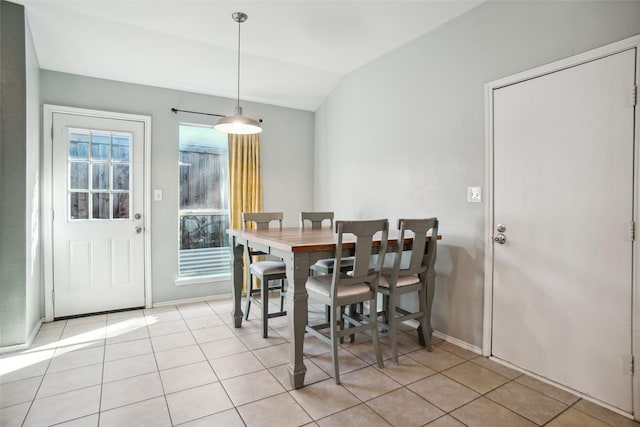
227,227,440,253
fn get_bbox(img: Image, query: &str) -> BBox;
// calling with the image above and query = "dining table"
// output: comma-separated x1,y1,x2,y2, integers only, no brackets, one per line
226,226,438,389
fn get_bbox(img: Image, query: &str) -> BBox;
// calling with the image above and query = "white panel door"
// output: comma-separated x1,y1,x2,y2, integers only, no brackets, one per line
52,113,145,317
492,49,636,411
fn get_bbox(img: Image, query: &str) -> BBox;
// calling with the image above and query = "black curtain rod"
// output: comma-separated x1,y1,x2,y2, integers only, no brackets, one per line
171,107,264,123
171,108,225,118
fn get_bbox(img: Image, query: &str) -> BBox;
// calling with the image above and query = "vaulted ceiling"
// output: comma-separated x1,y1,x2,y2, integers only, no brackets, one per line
18,0,483,111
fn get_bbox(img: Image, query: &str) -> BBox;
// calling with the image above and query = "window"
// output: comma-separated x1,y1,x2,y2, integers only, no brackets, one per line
178,124,230,277
68,129,131,220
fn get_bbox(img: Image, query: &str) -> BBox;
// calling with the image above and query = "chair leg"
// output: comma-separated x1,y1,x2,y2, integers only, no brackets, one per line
279,279,285,312
346,304,357,343
388,292,399,363
340,306,348,344
244,273,253,321
425,274,435,351
382,294,390,325
261,278,269,338
418,287,431,351
370,297,384,369
331,304,341,384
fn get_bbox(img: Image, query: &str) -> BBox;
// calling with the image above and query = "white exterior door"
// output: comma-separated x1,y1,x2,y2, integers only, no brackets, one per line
52,112,146,317
491,48,636,412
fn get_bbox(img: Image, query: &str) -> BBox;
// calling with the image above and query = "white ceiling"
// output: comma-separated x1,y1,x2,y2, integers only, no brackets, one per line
19,0,483,111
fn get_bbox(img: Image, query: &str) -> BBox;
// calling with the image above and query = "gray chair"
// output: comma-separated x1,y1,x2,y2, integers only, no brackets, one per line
299,211,334,230
378,218,439,362
305,219,389,384
300,211,355,275
243,212,287,338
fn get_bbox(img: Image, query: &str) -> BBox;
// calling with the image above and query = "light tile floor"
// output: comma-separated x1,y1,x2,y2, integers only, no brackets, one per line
1,297,638,427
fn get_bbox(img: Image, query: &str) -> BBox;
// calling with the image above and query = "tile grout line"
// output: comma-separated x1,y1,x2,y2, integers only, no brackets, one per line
187,300,248,426
95,326,107,427
383,343,524,426
149,304,179,426
5,302,632,427
180,302,246,425
18,320,67,426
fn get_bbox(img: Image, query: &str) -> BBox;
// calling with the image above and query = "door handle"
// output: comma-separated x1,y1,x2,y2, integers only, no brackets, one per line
494,233,506,244
135,226,143,234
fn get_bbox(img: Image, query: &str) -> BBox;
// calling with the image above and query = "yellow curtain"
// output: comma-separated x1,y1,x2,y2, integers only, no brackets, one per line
228,133,263,291
228,133,263,228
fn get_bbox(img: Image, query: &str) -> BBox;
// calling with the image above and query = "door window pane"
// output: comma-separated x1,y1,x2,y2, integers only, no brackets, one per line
69,132,89,159
70,162,89,190
70,192,89,219
112,134,130,161
113,193,129,219
91,133,111,160
92,193,110,219
113,164,129,190
92,163,110,190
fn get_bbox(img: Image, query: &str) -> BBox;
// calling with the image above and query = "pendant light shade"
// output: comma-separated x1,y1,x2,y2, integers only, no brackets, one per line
215,12,262,135
215,106,262,135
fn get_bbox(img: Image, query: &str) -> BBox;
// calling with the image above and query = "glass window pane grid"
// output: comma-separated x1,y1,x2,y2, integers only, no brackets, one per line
67,128,132,221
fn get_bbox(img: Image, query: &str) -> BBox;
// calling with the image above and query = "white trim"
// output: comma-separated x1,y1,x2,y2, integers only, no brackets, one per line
487,35,640,91
433,330,482,356
42,105,152,321
0,343,29,355
175,274,230,286
152,293,232,308
482,78,495,358
632,38,640,422
483,34,640,419
0,319,42,354
143,111,152,312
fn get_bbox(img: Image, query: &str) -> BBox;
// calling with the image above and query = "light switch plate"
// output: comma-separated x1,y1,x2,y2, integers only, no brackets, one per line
154,189,163,201
468,186,482,203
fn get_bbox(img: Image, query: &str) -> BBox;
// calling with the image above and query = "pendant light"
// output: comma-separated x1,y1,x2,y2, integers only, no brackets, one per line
215,12,262,135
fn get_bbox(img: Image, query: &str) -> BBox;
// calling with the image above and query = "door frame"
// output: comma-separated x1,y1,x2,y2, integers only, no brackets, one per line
483,35,640,416
43,104,152,321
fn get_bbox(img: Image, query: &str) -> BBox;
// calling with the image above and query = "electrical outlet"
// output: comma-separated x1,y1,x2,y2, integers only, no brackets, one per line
467,186,482,203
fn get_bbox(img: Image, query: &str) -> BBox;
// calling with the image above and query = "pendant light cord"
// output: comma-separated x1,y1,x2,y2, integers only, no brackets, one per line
236,16,241,109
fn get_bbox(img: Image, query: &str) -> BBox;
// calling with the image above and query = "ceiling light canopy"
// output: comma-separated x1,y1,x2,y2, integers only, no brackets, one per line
215,12,262,135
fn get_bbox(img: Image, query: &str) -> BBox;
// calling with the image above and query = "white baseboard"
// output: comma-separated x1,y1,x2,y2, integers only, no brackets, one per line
152,293,233,308
0,318,43,354
432,330,482,355
0,343,28,355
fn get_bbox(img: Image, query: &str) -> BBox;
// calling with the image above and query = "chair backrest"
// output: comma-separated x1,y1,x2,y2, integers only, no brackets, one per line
242,212,283,231
388,218,439,281
331,219,389,297
299,211,334,230
242,212,283,259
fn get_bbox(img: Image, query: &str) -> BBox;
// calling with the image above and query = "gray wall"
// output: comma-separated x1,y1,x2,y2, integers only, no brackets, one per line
1,0,27,347
0,0,42,348
25,7,41,339
40,72,314,304
0,0,42,347
314,0,640,348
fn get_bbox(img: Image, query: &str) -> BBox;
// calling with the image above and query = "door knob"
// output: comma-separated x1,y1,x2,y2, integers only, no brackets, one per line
494,234,506,244
135,226,143,234
497,224,506,232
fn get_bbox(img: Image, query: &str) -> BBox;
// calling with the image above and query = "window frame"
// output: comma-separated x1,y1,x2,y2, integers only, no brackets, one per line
177,123,231,280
